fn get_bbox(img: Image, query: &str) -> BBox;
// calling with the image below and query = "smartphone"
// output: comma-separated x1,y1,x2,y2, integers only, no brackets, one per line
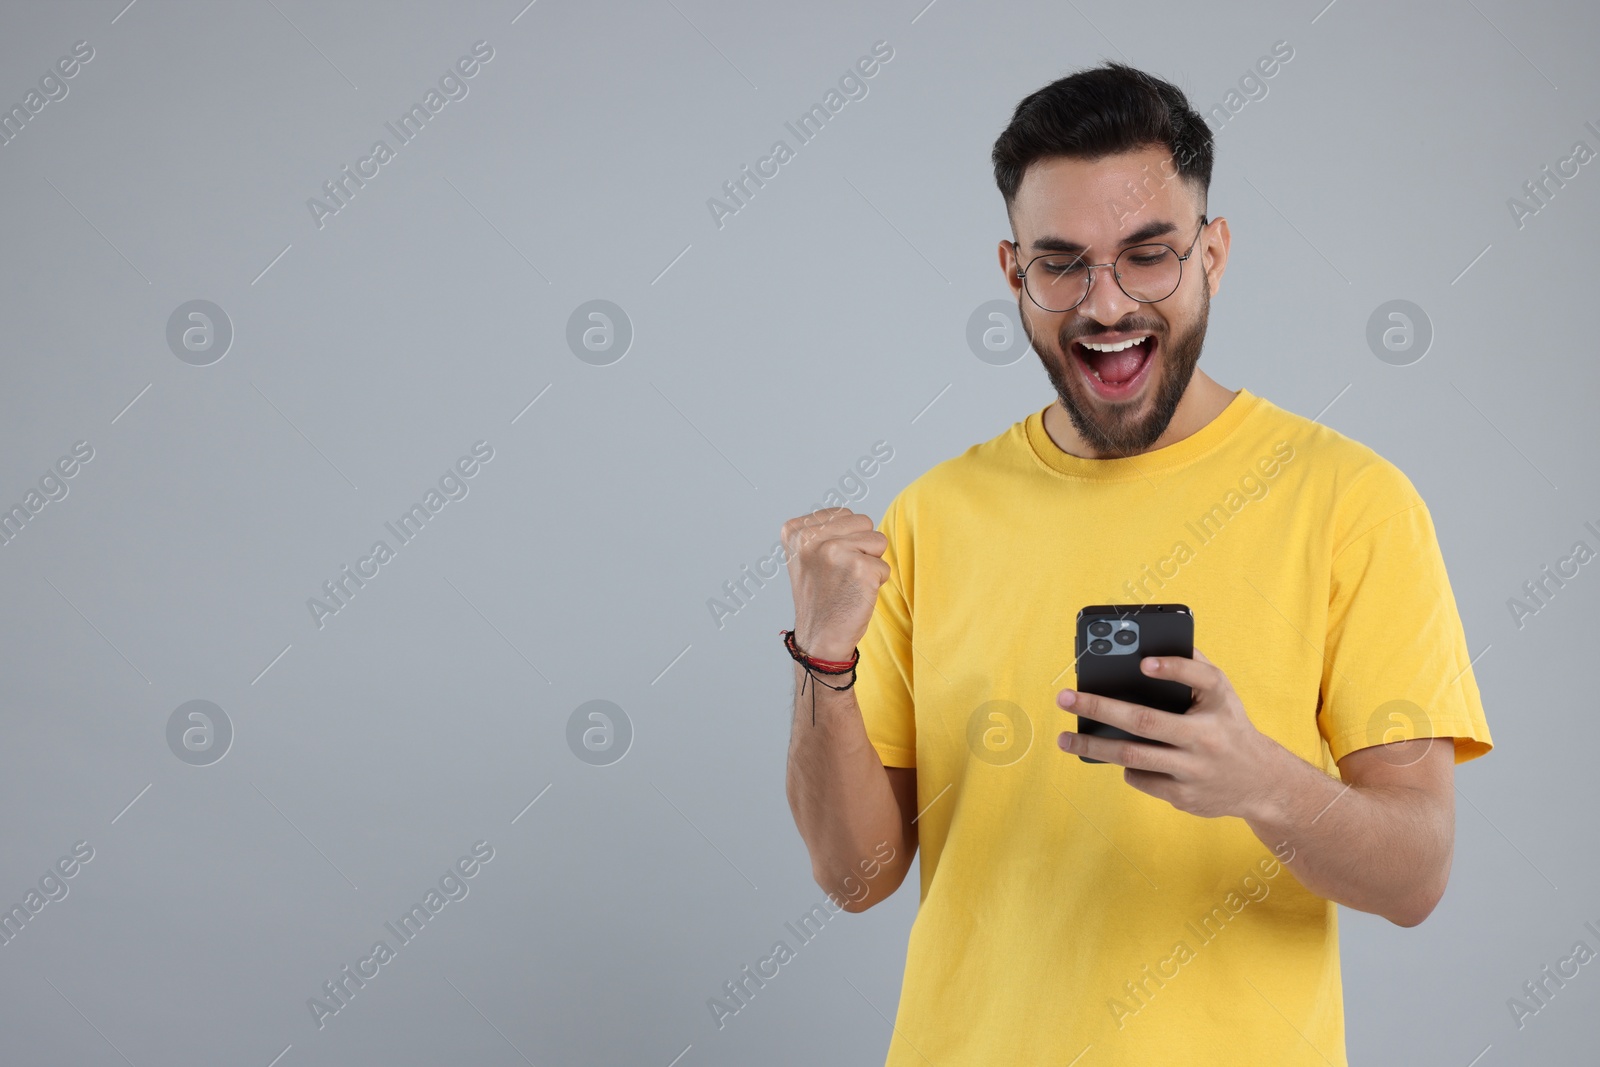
1072,604,1194,764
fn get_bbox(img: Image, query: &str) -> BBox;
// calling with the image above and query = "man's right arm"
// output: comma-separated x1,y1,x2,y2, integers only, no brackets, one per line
779,508,918,913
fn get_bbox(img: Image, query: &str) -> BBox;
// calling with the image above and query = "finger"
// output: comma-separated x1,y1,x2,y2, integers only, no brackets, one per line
1057,730,1175,773
1123,767,1178,802
816,508,872,526
812,534,890,573
786,510,874,552
824,530,889,553
1139,652,1219,694
1058,688,1189,746
789,508,864,536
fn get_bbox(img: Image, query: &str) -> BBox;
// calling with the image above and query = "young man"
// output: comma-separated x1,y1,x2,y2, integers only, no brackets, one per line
780,62,1493,1065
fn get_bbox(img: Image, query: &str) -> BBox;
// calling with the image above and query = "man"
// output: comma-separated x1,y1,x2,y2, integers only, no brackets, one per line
780,61,1492,1065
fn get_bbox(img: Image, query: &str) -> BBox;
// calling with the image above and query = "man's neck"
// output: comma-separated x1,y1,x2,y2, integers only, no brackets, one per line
1042,369,1239,460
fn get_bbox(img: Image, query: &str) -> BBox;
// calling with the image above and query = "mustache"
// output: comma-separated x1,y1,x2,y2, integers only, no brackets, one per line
1063,322,1164,344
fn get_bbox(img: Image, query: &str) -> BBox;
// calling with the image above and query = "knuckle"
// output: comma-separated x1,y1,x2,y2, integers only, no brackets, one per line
1131,705,1157,738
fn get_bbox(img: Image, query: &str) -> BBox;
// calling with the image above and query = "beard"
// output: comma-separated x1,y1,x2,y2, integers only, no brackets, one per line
1023,282,1209,456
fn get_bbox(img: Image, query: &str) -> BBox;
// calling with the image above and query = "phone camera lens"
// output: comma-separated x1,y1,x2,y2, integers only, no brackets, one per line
1113,629,1137,645
1089,638,1112,654
1088,620,1112,637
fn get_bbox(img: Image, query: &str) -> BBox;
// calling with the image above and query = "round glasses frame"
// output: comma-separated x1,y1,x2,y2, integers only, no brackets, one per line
1014,215,1209,313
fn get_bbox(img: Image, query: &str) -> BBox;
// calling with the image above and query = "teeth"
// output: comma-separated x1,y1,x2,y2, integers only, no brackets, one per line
1079,335,1150,353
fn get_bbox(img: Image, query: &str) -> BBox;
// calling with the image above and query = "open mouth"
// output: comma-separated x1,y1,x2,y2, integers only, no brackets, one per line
1071,334,1157,401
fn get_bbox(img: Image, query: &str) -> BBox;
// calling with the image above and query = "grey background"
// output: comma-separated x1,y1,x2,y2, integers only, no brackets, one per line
0,0,1595,1064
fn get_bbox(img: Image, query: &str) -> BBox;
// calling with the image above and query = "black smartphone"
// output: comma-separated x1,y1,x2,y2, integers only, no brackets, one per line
1072,604,1194,764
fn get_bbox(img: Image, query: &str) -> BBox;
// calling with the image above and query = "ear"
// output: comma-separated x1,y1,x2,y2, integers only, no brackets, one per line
999,239,1025,300
1200,216,1231,296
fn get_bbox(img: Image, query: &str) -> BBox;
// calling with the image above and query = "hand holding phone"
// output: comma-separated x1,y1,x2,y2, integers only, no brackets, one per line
1072,604,1195,764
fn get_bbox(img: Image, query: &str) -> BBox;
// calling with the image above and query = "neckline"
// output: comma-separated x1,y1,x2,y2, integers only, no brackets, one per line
1023,388,1260,482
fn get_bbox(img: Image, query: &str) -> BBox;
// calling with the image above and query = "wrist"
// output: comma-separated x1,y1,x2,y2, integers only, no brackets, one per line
793,631,856,663
1237,734,1295,826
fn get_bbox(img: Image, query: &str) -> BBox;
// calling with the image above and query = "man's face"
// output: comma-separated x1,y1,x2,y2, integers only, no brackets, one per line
1003,147,1219,456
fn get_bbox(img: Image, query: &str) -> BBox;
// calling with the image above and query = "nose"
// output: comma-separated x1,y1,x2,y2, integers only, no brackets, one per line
1075,261,1141,328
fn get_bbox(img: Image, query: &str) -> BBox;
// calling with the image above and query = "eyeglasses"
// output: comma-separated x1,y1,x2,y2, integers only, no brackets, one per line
1015,216,1208,313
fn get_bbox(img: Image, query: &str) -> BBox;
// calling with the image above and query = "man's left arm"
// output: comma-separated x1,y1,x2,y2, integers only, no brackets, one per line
1056,650,1457,927
1241,730,1454,927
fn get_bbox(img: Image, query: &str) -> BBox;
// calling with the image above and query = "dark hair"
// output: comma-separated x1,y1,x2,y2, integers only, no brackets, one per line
991,61,1213,225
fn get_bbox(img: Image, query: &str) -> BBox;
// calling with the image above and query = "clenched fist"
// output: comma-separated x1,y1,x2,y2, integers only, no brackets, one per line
780,507,891,662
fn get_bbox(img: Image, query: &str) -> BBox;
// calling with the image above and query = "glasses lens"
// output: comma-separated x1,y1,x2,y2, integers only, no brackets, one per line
1116,244,1181,302
1025,255,1090,312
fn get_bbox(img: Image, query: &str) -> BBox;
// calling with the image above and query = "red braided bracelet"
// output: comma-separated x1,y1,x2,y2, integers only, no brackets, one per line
780,629,859,725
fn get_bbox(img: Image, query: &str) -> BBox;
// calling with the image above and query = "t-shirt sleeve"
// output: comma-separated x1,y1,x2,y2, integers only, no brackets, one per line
853,493,917,767
1318,462,1494,767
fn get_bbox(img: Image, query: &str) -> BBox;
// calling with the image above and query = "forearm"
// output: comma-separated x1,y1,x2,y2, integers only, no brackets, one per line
784,663,912,903
1241,744,1453,926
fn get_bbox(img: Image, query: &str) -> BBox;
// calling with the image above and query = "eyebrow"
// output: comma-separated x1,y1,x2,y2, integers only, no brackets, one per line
1029,218,1179,256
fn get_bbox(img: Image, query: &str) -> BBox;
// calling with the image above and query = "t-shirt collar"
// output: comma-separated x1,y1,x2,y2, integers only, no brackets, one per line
1023,388,1261,482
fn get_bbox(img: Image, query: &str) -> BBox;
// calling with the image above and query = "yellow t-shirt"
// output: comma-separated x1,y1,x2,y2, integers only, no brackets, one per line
854,387,1493,1066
